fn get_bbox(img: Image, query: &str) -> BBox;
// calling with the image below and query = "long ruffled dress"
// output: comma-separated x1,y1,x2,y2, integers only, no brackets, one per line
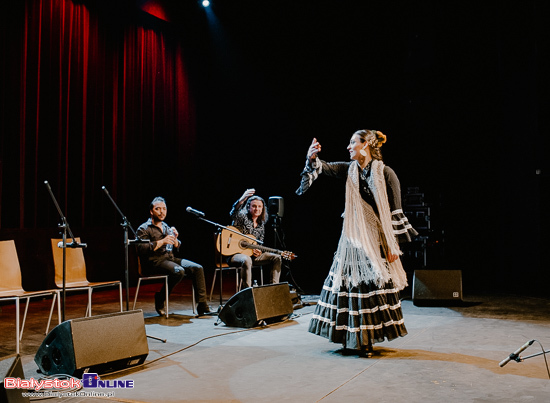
297,159,417,350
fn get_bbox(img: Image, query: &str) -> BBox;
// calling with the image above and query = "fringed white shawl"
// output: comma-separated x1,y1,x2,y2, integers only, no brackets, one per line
331,160,408,291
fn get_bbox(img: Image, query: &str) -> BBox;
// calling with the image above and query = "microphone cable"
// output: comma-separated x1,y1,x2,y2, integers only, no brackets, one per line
532,339,550,379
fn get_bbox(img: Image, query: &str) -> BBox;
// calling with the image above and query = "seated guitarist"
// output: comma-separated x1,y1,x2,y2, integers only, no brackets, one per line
229,188,282,288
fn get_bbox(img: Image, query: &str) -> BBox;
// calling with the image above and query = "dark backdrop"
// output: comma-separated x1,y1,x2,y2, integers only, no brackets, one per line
1,0,548,296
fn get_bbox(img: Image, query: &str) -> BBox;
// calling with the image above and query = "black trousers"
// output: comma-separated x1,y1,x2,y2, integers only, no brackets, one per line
146,258,207,305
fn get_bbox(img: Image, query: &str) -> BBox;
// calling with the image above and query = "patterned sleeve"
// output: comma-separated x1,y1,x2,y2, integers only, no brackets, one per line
231,209,246,229
229,200,241,220
296,159,349,195
384,166,418,243
229,200,248,232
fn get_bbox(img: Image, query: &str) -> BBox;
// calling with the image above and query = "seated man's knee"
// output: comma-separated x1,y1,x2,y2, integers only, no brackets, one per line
231,254,252,269
173,265,186,279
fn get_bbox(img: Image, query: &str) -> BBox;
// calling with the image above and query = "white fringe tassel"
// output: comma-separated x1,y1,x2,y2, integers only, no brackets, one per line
331,161,408,291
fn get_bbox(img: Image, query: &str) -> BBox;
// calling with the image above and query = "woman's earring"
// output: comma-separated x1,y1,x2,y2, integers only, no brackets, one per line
359,149,368,157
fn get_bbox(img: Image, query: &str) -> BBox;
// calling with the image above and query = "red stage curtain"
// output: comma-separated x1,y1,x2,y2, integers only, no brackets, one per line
0,0,195,229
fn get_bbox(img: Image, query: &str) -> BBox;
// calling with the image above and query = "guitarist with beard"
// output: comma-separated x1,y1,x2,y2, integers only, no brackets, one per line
228,188,282,289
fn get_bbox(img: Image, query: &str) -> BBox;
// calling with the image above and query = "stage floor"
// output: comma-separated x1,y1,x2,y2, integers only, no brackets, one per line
1,283,550,402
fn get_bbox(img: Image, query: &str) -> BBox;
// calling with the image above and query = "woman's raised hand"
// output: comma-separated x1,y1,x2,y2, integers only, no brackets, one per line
307,138,321,161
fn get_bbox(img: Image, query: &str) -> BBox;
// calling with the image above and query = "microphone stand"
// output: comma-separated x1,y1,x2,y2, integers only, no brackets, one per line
101,187,148,311
188,212,260,310
102,187,165,343
517,349,550,362
508,341,550,365
44,181,86,322
270,214,304,295
501,341,550,380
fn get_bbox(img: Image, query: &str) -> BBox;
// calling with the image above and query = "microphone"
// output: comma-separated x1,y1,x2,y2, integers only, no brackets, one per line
499,340,535,367
186,207,205,217
57,241,88,248
131,238,151,244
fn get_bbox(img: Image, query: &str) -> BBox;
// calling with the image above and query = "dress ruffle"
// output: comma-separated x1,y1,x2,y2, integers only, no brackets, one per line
308,271,408,350
295,158,322,196
392,208,419,243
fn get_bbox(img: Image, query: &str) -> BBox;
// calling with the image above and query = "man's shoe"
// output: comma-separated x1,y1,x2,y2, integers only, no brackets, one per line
197,304,217,317
155,292,166,317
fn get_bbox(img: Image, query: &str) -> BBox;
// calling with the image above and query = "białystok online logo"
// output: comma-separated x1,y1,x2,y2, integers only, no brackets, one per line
3,374,134,391
82,373,134,389
3,377,81,391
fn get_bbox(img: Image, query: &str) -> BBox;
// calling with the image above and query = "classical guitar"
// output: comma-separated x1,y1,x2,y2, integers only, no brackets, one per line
216,226,297,261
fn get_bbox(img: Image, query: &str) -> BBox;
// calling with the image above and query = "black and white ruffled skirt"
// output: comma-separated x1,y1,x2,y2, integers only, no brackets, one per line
308,270,408,350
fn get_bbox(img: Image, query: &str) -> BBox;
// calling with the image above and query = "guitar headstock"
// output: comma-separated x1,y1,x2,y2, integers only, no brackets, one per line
281,251,297,261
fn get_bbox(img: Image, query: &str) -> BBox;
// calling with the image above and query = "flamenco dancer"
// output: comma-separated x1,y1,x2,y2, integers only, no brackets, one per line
296,130,417,357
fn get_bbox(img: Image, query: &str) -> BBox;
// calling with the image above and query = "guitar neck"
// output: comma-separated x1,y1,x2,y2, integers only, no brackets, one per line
218,226,297,261
242,242,297,261
252,243,283,255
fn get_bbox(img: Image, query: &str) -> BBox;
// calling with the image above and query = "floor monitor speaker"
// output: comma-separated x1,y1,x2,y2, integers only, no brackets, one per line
1,354,29,403
268,196,284,217
34,310,149,377
219,283,294,328
413,270,463,306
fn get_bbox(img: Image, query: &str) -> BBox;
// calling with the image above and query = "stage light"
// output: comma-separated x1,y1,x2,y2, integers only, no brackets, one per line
202,0,210,7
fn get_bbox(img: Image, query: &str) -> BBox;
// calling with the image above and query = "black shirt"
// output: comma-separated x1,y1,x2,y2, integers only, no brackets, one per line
136,218,179,268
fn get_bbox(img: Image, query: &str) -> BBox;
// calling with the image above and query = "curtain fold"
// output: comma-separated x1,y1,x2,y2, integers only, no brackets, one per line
0,0,195,229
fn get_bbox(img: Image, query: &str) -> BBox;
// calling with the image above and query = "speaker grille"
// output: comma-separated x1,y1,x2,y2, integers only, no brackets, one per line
413,270,463,306
71,311,148,367
219,283,293,328
1,354,29,403
35,310,148,376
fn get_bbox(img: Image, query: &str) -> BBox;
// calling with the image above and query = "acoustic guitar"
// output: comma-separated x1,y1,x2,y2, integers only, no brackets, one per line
216,226,297,261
